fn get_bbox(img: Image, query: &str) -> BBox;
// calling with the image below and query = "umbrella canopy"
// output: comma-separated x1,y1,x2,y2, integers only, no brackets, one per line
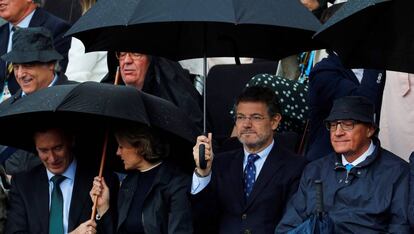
0,82,150,152
0,82,199,170
66,0,322,61
314,0,414,73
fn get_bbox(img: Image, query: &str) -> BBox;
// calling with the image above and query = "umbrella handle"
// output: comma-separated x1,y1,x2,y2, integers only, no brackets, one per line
199,144,207,169
314,180,324,217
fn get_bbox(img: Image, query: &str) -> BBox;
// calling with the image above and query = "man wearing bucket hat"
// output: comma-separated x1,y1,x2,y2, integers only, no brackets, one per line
0,0,71,100
276,96,410,233
1,26,75,103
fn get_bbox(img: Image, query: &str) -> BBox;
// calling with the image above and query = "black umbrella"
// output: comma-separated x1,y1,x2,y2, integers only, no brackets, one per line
0,82,199,218
287,180,334,234
66,0,321,61
314,0,414,73
0,82,149,151
0,82,198,164
140,92,200,171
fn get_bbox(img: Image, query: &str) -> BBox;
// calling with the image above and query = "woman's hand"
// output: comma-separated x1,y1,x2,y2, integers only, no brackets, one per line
89,176,110,216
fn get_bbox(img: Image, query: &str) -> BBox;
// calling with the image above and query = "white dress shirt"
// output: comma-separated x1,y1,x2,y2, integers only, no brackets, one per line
342,140,375,166
7,10,35,52
46,159,77,234
191,140,274,194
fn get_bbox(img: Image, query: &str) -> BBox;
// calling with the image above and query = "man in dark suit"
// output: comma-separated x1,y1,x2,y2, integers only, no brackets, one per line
0,0,71,96
191,86,307,234
6,127,98,234
0,27,76,175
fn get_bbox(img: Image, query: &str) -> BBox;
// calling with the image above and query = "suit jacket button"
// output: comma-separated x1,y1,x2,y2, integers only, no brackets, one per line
242,214,247,220
244,229,251,234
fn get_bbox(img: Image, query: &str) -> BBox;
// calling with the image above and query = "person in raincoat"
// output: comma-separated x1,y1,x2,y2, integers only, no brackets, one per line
276,96,410,233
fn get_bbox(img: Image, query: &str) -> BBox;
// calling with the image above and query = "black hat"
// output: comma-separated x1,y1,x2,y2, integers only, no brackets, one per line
1,27,63,63
325,96,376,125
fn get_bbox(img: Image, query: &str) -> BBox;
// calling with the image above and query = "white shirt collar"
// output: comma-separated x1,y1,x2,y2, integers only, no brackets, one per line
46,158,77,182
21,73,58,97
342,141,375,166
8,9,35,30
243,140,274,162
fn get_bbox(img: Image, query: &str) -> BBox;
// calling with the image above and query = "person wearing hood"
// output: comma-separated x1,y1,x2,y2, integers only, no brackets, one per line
102,52,204,132
276,96,410,233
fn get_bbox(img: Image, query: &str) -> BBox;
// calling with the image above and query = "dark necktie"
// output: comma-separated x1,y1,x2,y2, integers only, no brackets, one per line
244,154,260,198
49,175,66,234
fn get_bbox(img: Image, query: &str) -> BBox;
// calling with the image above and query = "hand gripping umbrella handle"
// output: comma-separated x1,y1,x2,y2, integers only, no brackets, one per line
198,132,207,169
199,144,207,169
314,180,324,217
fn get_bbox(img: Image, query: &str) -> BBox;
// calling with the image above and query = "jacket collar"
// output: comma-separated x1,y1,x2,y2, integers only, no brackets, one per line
333,138,381,177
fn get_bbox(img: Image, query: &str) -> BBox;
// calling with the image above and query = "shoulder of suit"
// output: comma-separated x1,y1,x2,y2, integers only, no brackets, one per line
269,144,307,167
12,164,45,181
33,7,71,29
215,148,243,163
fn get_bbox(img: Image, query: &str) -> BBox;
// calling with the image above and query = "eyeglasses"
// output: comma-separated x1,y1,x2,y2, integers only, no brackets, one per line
115,52,145,60
235,115,267,123
326,120,359,132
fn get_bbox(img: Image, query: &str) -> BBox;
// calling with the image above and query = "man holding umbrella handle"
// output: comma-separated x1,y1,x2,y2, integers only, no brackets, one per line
191,86,306,234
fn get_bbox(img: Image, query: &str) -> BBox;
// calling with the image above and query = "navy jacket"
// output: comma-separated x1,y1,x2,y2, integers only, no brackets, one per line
276,139,410,234
306,53,385,161
0,7,71,95
192,139,306,234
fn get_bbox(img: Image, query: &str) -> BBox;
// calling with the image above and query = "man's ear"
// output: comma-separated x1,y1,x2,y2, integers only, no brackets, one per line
367,126,376,138
271,113,282,131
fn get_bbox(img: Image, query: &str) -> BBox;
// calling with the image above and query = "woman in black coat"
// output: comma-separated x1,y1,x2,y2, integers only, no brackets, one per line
91,125,193,234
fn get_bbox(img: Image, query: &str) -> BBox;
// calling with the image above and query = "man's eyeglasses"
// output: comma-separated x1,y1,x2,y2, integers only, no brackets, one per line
326,120,359,132
235,115,267,123
115,52,145,60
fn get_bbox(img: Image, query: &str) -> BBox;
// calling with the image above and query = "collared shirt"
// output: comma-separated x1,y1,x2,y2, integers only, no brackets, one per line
342,140,375,167
191,140,274,194
351,69,364,83
46,158,77,234
7,9,35,52
21,73,58,97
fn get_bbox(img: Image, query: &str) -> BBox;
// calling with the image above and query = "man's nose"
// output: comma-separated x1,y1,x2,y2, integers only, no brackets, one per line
14,67,23,78
242,119,253,127
334,124,344,135
123,54,134,63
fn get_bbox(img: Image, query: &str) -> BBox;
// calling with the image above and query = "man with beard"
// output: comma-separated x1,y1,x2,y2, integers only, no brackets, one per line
191,86,306,234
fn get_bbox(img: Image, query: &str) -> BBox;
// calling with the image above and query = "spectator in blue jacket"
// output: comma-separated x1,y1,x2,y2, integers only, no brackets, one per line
276,96,410,233
305,52,385,161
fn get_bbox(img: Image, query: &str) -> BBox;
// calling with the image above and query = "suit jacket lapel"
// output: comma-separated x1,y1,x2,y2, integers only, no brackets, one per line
117,173,139,231
68,164,92,231
244,145,284,209
28,8,46,27
54,74,69,85
34,169,51,232
228,150,245,208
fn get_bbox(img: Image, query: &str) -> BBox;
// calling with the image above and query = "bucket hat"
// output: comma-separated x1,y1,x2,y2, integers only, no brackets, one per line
1,27,63,63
